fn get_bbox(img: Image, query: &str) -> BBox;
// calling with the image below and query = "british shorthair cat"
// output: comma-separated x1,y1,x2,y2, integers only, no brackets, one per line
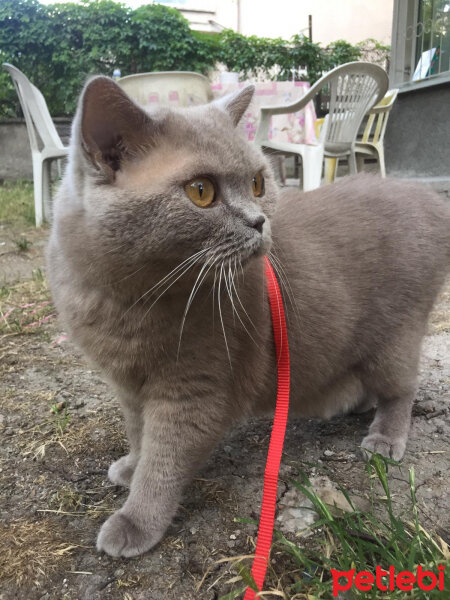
47,77,450,557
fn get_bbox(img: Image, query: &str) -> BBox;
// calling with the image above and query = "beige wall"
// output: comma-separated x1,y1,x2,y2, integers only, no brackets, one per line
215,0,393,45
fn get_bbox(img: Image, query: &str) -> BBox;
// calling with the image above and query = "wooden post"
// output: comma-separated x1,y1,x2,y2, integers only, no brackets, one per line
309,14,312,41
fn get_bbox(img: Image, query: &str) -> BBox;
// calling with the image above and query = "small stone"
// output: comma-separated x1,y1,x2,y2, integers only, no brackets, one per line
324,449,335,457
51,400,66,413
229,534,236,540
432,418,447,434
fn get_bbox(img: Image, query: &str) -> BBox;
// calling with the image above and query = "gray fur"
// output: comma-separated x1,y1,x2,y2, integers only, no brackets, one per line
47,77,450,557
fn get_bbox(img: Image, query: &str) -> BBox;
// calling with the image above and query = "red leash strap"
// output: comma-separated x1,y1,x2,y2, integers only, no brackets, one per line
244,256,291,599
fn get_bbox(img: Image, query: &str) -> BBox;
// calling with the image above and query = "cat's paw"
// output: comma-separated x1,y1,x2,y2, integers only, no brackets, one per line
96,511,163,557
360,433,406,462
108,455,137,487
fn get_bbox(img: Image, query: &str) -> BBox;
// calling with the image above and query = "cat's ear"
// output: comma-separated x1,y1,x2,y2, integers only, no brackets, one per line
77,76,154,180
213,85,255,126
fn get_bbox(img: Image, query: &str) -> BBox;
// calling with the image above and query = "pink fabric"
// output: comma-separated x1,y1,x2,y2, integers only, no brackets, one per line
212,81,317,145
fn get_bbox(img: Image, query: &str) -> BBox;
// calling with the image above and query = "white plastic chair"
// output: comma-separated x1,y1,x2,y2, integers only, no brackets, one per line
254,62,389,191
3,63,68,226
355,89,399,178
116,71,213,107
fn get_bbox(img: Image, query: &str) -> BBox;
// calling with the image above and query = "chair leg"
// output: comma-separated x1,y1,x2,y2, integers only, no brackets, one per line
348,152,358,175
277,156,286,185
324,158,338,183
301,146,324,192
293,155,300,179
356,154,365,173
42,159,52,223
32,154,43,228
377,146,386,178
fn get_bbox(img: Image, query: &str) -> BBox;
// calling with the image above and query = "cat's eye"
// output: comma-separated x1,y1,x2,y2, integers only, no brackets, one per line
252,172,264,197
185,177,215,207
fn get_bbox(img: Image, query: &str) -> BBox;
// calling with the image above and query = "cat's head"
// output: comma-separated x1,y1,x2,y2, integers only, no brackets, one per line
66,76,278,277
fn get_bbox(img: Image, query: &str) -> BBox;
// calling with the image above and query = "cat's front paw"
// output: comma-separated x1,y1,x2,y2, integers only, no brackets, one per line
108,455,137,487
96,511,163,557
360,433,406,462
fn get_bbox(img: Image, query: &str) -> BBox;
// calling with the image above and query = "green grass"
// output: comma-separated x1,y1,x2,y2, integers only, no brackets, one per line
0,180,34,225
0,274,53,336
14,236,33,252
219,456,449,599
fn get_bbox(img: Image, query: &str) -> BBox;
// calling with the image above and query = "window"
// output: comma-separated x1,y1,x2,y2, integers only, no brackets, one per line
391,0,450,90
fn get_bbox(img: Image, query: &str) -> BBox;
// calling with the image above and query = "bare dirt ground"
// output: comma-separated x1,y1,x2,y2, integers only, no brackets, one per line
1,223,449,600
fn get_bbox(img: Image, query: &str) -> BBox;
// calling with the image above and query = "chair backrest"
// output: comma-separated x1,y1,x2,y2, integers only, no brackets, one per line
117,71,213,108
3,63,65,153
360,88,399,145
314,62,389,153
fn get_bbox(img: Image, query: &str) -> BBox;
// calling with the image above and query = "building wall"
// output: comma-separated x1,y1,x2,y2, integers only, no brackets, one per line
236,0,394,45
172,0,394,44
0,120,71,181
384,81,450,192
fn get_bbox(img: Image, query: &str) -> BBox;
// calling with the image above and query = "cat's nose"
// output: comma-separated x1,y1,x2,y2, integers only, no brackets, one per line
249,215,265,234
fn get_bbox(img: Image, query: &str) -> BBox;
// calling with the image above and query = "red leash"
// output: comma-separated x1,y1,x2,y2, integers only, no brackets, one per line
243,256,291,599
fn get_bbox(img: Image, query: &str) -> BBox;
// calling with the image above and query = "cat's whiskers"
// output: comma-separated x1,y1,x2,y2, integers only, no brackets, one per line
225,259,260,347
223,260,236,327
137,253,208,324
141,248,211,303
121,248,210,320
211,265,218,332
217,262,232,369
177,254,218,359
229,260,260,345
85,240,134,281
98,262,150,288
268,248,301,322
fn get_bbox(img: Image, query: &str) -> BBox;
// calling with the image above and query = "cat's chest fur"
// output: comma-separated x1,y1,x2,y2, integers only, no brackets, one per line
50,249,277,413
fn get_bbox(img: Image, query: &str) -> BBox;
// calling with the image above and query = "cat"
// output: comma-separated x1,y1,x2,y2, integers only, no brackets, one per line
47,76,450,558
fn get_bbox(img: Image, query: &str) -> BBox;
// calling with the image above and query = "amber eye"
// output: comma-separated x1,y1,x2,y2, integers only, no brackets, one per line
252,172,264,197
184,177,215,207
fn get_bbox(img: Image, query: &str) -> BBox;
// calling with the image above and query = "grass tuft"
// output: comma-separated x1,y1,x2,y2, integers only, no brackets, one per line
0,276,53,337
0,180,35,225
14,236,33,252
0,519,82,587
219,456,449,599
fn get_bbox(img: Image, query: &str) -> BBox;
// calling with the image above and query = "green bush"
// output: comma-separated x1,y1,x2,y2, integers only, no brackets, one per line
0,0,388,119
0,0,213,117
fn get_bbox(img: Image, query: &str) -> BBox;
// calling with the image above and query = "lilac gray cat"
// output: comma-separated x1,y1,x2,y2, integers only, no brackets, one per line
47,77,450,557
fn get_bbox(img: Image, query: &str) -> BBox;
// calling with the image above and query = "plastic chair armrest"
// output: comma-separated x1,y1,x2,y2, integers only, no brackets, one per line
259,85,318,117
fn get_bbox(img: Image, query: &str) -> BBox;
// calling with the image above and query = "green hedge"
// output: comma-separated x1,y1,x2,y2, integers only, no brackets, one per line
0,0,389,119
0,0,213,117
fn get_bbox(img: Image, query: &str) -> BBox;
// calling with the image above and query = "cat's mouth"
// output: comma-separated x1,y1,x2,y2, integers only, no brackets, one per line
238,226,272,264
204,221,272,268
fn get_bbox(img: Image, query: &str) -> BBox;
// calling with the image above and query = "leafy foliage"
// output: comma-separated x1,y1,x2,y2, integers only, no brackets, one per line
0,0,388,118
0,0,211,117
